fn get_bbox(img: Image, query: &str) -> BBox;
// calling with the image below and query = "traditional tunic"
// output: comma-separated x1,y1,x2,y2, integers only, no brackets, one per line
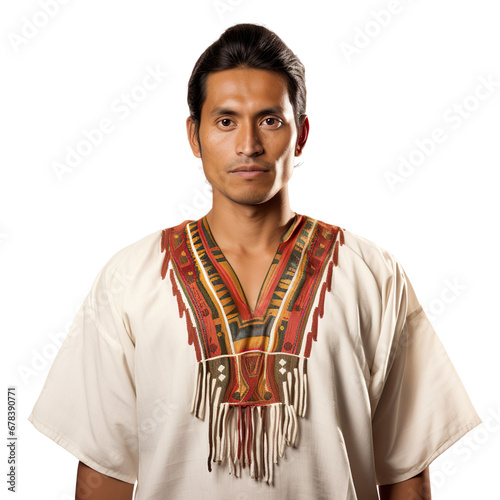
28,213,481,499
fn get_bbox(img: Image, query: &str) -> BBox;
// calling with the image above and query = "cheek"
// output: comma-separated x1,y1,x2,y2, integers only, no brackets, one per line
274,139,297,163
273,129,297,154
277,142,298,179
202,133,231,158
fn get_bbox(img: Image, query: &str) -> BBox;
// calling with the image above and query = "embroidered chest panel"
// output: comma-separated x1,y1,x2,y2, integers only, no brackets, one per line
160,214,344,484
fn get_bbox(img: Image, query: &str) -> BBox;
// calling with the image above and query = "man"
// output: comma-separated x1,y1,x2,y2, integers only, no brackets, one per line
29,23,481,499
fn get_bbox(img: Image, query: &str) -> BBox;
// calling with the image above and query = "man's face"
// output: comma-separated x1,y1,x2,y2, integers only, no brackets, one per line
187,67,308,206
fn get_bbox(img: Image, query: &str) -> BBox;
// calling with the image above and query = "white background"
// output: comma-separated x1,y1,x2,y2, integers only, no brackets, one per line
1,0,499,498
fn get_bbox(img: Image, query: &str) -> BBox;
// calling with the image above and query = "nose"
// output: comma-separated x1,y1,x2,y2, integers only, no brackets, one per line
236,120,264,157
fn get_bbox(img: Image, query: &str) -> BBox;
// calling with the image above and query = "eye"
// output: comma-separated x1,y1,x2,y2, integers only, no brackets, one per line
262,117,282,128
218,118,234,127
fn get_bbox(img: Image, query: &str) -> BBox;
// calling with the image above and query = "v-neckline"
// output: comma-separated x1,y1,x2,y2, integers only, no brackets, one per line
199,213,302,317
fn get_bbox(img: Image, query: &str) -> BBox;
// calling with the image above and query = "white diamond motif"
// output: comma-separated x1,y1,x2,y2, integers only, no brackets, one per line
219,374,226,381
279,367,286,375
218,365,225,372
279,359,286,366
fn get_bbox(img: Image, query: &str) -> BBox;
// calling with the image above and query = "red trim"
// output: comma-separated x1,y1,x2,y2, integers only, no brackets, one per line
169,268,201,361
160,228,172,280
304,257,336,357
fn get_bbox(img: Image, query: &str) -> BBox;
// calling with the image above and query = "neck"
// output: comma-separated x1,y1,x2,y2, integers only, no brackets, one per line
204,190,296,254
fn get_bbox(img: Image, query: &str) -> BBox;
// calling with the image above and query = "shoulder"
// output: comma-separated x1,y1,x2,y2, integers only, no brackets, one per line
83,229,167,305
93,219,196,286
99,229,164,276
313,216,402,278
313,216,412,315
343,228,402,277
318,217,425,318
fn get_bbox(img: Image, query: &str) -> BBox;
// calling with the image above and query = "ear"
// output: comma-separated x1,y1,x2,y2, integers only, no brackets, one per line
295,116,309,157
186,116,201,158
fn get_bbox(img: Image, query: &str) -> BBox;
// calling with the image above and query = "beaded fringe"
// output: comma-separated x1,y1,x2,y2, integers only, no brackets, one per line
190,357,308,485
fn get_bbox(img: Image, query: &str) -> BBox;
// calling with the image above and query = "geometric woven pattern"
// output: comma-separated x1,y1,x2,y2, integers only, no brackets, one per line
160,213,345,483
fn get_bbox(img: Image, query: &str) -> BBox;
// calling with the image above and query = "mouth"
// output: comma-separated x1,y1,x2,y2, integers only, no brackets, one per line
229,165,270,178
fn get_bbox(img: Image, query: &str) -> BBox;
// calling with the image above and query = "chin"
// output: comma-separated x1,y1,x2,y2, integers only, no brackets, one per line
213,182,279,206
226,190,275,206
233,195,271,206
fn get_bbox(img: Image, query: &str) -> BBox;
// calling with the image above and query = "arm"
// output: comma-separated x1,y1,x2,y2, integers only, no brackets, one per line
75,461,135,500
378,466,431,500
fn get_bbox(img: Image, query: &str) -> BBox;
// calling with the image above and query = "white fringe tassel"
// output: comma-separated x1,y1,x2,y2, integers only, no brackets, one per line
190,357,307,485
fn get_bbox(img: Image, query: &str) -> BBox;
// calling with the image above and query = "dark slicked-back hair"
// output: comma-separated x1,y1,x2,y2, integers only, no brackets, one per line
187,23,307,141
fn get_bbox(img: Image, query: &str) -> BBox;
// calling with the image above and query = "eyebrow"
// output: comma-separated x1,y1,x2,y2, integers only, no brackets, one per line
209,106,286,118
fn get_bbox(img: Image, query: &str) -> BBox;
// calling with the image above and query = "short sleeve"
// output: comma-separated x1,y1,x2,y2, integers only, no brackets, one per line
370,261,482,485
28,258,138,484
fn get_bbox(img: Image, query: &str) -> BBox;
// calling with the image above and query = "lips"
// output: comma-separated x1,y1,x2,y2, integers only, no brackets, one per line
230,165,269,173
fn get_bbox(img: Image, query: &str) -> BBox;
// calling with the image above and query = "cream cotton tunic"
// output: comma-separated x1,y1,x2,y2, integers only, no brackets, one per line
28,213,481,499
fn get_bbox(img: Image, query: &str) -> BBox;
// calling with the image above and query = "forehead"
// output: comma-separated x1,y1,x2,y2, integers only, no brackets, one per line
202,68,292,114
